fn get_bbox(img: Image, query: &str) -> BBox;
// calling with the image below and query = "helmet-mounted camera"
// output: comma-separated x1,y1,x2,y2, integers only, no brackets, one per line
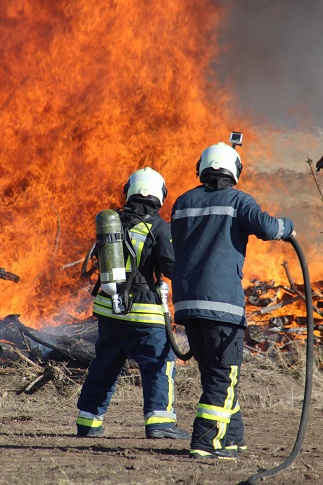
229,131,243,148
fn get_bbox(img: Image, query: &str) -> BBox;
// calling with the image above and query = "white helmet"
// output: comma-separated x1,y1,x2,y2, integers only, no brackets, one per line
124,167,168,206
196,142,243,185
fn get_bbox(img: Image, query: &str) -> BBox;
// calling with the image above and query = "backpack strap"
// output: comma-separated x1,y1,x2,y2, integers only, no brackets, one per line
91,275,101,297
120,225,143,313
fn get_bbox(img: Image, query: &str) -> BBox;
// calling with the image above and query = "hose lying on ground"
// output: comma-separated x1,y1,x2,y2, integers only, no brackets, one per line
238,237,314,485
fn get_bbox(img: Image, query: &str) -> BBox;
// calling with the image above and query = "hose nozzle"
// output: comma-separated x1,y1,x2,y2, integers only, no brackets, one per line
159,280,169,313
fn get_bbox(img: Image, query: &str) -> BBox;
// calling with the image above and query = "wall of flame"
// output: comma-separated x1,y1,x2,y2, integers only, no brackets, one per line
0,1,321,328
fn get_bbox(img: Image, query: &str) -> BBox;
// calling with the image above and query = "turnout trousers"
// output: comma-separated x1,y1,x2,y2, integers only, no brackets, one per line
77,316,177,433
183,319,245,452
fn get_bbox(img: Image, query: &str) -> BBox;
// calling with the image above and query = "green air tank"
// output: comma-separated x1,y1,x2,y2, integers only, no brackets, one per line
95,210,126,296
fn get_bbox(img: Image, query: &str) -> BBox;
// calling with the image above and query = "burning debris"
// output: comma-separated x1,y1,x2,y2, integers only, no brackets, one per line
0,314,98,392
244,272,323,354
0,314,97,367
0,313,144,393
1,273,322,389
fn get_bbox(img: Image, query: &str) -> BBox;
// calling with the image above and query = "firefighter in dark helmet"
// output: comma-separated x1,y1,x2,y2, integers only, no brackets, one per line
171,142,296,459
76,167,189,440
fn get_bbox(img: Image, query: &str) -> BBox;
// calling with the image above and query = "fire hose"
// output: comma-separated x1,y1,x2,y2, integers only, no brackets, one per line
159,280,193,361
239,236,314,484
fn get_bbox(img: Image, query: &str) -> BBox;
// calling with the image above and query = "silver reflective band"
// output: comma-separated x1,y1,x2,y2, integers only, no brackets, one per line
275,218,284,239
78,411,104,421
144,410,176,420
174,300,245,317
172,206,237,220
130,230,147,244
196,405,232,421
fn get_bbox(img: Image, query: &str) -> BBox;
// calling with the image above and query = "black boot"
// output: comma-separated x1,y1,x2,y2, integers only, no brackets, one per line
76,424,105,437
189,448,237,459
226,438,247,453
146,424,190,440
189,417,236,460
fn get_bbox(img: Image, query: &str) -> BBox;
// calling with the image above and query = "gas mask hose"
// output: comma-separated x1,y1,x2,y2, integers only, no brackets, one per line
239,237,314,485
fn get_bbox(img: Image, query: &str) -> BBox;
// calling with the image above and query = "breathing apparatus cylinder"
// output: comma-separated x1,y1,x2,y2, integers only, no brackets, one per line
95,210,126,313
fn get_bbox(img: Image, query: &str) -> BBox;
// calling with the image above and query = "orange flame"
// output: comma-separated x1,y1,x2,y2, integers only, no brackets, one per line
0,1,321,328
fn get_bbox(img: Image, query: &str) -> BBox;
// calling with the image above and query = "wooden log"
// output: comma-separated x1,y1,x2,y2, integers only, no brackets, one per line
1,314,96,367
0,317,26,347
247,295,302,316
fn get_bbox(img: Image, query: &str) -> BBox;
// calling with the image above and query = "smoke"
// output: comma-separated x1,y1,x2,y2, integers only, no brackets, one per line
209,1,323,268
214,0,323,133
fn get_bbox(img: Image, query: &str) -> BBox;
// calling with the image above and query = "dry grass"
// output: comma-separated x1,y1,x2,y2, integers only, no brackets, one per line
1,340,323,485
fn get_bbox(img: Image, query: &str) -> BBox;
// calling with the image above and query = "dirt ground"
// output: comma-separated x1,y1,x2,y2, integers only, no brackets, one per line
0,352,322,485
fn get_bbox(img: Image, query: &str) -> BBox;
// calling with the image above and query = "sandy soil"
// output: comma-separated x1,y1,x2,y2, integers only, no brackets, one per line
0,353,322,485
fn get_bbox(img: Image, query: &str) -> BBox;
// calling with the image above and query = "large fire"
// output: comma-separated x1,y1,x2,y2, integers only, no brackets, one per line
0,1,322,329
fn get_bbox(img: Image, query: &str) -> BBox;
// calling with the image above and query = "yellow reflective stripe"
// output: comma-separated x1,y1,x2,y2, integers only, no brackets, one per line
195,411,230,423
145,416,176,425
130,222,152,235
131,303,164,314
135,240,144,267
125,257,131,271
76,417,103,428
224,365,239,411
212,421,227,449
126,222,151,269
94,295,164,314
166,361,174,413
190,449,213,457
144,410,176,422
196,366,239,425
231,400,240,414
195,366,239,450
93,303,165,324
196,403,231,423
125,238,145,269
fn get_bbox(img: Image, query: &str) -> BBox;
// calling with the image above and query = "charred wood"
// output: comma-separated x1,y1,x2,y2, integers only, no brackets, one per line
247,295,274,307
248,295,301,316
0,314,96,367
0,267,20,283
0,342,20,366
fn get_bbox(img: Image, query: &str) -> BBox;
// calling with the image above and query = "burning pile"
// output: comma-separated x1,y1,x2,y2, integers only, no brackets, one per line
1,269,322,370
0,1,322,346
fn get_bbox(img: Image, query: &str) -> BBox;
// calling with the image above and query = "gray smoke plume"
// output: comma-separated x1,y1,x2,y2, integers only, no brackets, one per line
211,1,323,263
214,0,323,132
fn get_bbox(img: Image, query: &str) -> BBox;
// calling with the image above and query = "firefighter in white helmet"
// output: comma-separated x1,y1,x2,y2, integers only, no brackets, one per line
76,167,189,440
171,141,296,459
